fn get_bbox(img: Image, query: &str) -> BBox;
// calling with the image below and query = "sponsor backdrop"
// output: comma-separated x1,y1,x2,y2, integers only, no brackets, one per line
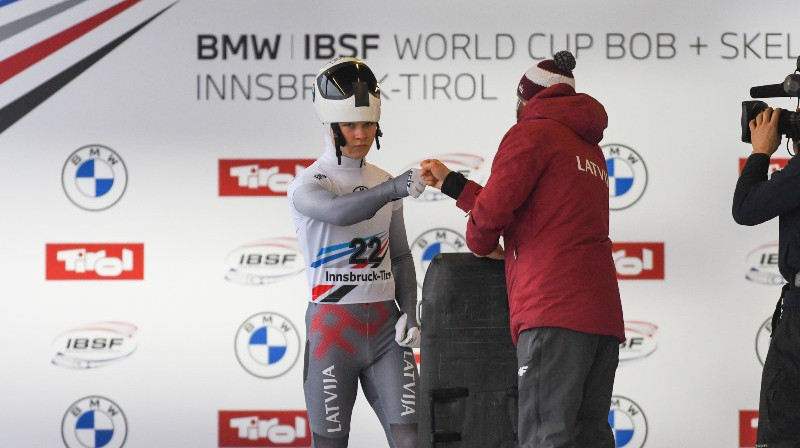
0,0,794,446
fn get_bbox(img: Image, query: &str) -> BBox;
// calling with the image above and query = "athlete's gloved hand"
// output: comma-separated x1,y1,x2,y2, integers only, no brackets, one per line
391,169,426,199
394,313,421,348
405,168,426,198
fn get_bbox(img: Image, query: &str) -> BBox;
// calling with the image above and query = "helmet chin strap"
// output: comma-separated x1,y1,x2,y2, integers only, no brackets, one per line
375,123,383,150
330,123,347,165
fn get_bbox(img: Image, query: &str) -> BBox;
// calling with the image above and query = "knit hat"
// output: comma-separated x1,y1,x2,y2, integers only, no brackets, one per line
517,50,576,100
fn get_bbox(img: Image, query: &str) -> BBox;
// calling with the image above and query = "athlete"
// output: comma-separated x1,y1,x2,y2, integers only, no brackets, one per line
287,57,425,448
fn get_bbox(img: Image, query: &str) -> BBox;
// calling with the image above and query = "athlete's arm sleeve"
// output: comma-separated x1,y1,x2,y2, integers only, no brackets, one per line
291,178,406,226
389,205,418,328
733,153,800,225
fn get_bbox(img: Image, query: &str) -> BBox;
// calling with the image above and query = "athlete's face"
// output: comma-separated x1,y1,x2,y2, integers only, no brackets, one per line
337,122,376,159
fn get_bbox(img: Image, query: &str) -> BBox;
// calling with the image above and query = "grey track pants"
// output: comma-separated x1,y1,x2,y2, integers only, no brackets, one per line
516,327,619,448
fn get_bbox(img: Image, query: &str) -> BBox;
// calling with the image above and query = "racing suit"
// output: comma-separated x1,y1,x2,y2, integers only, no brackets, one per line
287,126,419,448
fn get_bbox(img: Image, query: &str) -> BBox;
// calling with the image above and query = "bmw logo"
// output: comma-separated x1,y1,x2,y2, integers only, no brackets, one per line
62,396,127,448
602,144,647,211
62,145,127,211
609,395,647,448
411,228,469,288
235,312,300,379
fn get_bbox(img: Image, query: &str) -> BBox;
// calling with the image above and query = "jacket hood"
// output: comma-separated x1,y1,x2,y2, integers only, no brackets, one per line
519,84,608,145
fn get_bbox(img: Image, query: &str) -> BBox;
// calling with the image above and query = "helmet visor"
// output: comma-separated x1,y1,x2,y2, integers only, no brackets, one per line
317,62,380,100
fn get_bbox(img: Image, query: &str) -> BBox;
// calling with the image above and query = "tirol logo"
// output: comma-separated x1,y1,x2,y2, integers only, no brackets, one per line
62,145,127,211
46,244,144,280
226,237,304,285
219,410,311,447
619,321,658,364
609,396,647,448
756,317,772,366
62,396,127,448
411,228,469,288
739,157,789,178
602,144,647,211
235,312,301,379
219,159,314,196
745,243,784,285
739,410,759,448
404,153,486,202
612,242,664,280
52,322,138,370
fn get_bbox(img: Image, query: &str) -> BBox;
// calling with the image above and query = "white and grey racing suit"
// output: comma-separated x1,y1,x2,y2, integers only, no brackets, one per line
287,125,419,448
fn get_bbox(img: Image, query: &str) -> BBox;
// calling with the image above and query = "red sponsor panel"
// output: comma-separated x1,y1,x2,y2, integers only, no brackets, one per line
739,157,789,176
739,410,759,448
219,159,314,196
612,242,665,280
46,243,144,280
219,410,311,447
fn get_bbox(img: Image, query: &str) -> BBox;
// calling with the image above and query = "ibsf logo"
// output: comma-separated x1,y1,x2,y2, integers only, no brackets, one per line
218,410,311,447
219,159,314,196
404,153,486,202
226,237,304,285
612,242,664,280
739,410,759,448
46,244,144,280
62,145,127,211
756,317,772,366
745,243,784,285
739,157,789,178
602,144,647,210
62,396,127,448
619,321,658,364
52,322,138,370
235,312,301,379
608,396,647,448
411,228,469,287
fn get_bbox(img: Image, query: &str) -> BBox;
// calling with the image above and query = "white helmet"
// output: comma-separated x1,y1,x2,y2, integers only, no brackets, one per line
312,57,381,123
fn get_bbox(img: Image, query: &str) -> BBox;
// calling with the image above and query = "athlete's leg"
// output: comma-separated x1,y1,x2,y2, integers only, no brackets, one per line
310,432,350,448
304,303,366,446
359,301,419,448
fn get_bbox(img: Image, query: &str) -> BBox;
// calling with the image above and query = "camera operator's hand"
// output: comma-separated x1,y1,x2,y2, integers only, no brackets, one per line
750,107,782,156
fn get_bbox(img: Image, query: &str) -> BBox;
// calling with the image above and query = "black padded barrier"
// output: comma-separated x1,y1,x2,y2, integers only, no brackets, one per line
417,253,518,447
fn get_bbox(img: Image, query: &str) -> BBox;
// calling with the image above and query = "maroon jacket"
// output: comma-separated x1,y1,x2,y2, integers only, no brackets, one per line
455,84,624,344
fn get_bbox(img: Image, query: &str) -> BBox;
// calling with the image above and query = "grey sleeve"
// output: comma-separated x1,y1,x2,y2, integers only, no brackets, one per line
290,173,411,226
389,204,419,329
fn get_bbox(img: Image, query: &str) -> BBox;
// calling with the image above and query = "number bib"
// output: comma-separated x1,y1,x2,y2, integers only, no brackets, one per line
289,159,398,304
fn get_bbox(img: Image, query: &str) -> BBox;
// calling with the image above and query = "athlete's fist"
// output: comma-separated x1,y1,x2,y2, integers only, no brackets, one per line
390,169,425,199
395,313,421,348
406,168,426,198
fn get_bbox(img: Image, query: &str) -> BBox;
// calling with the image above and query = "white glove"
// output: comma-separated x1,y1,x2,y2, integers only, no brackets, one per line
394,313,421,348
406,168,426,198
